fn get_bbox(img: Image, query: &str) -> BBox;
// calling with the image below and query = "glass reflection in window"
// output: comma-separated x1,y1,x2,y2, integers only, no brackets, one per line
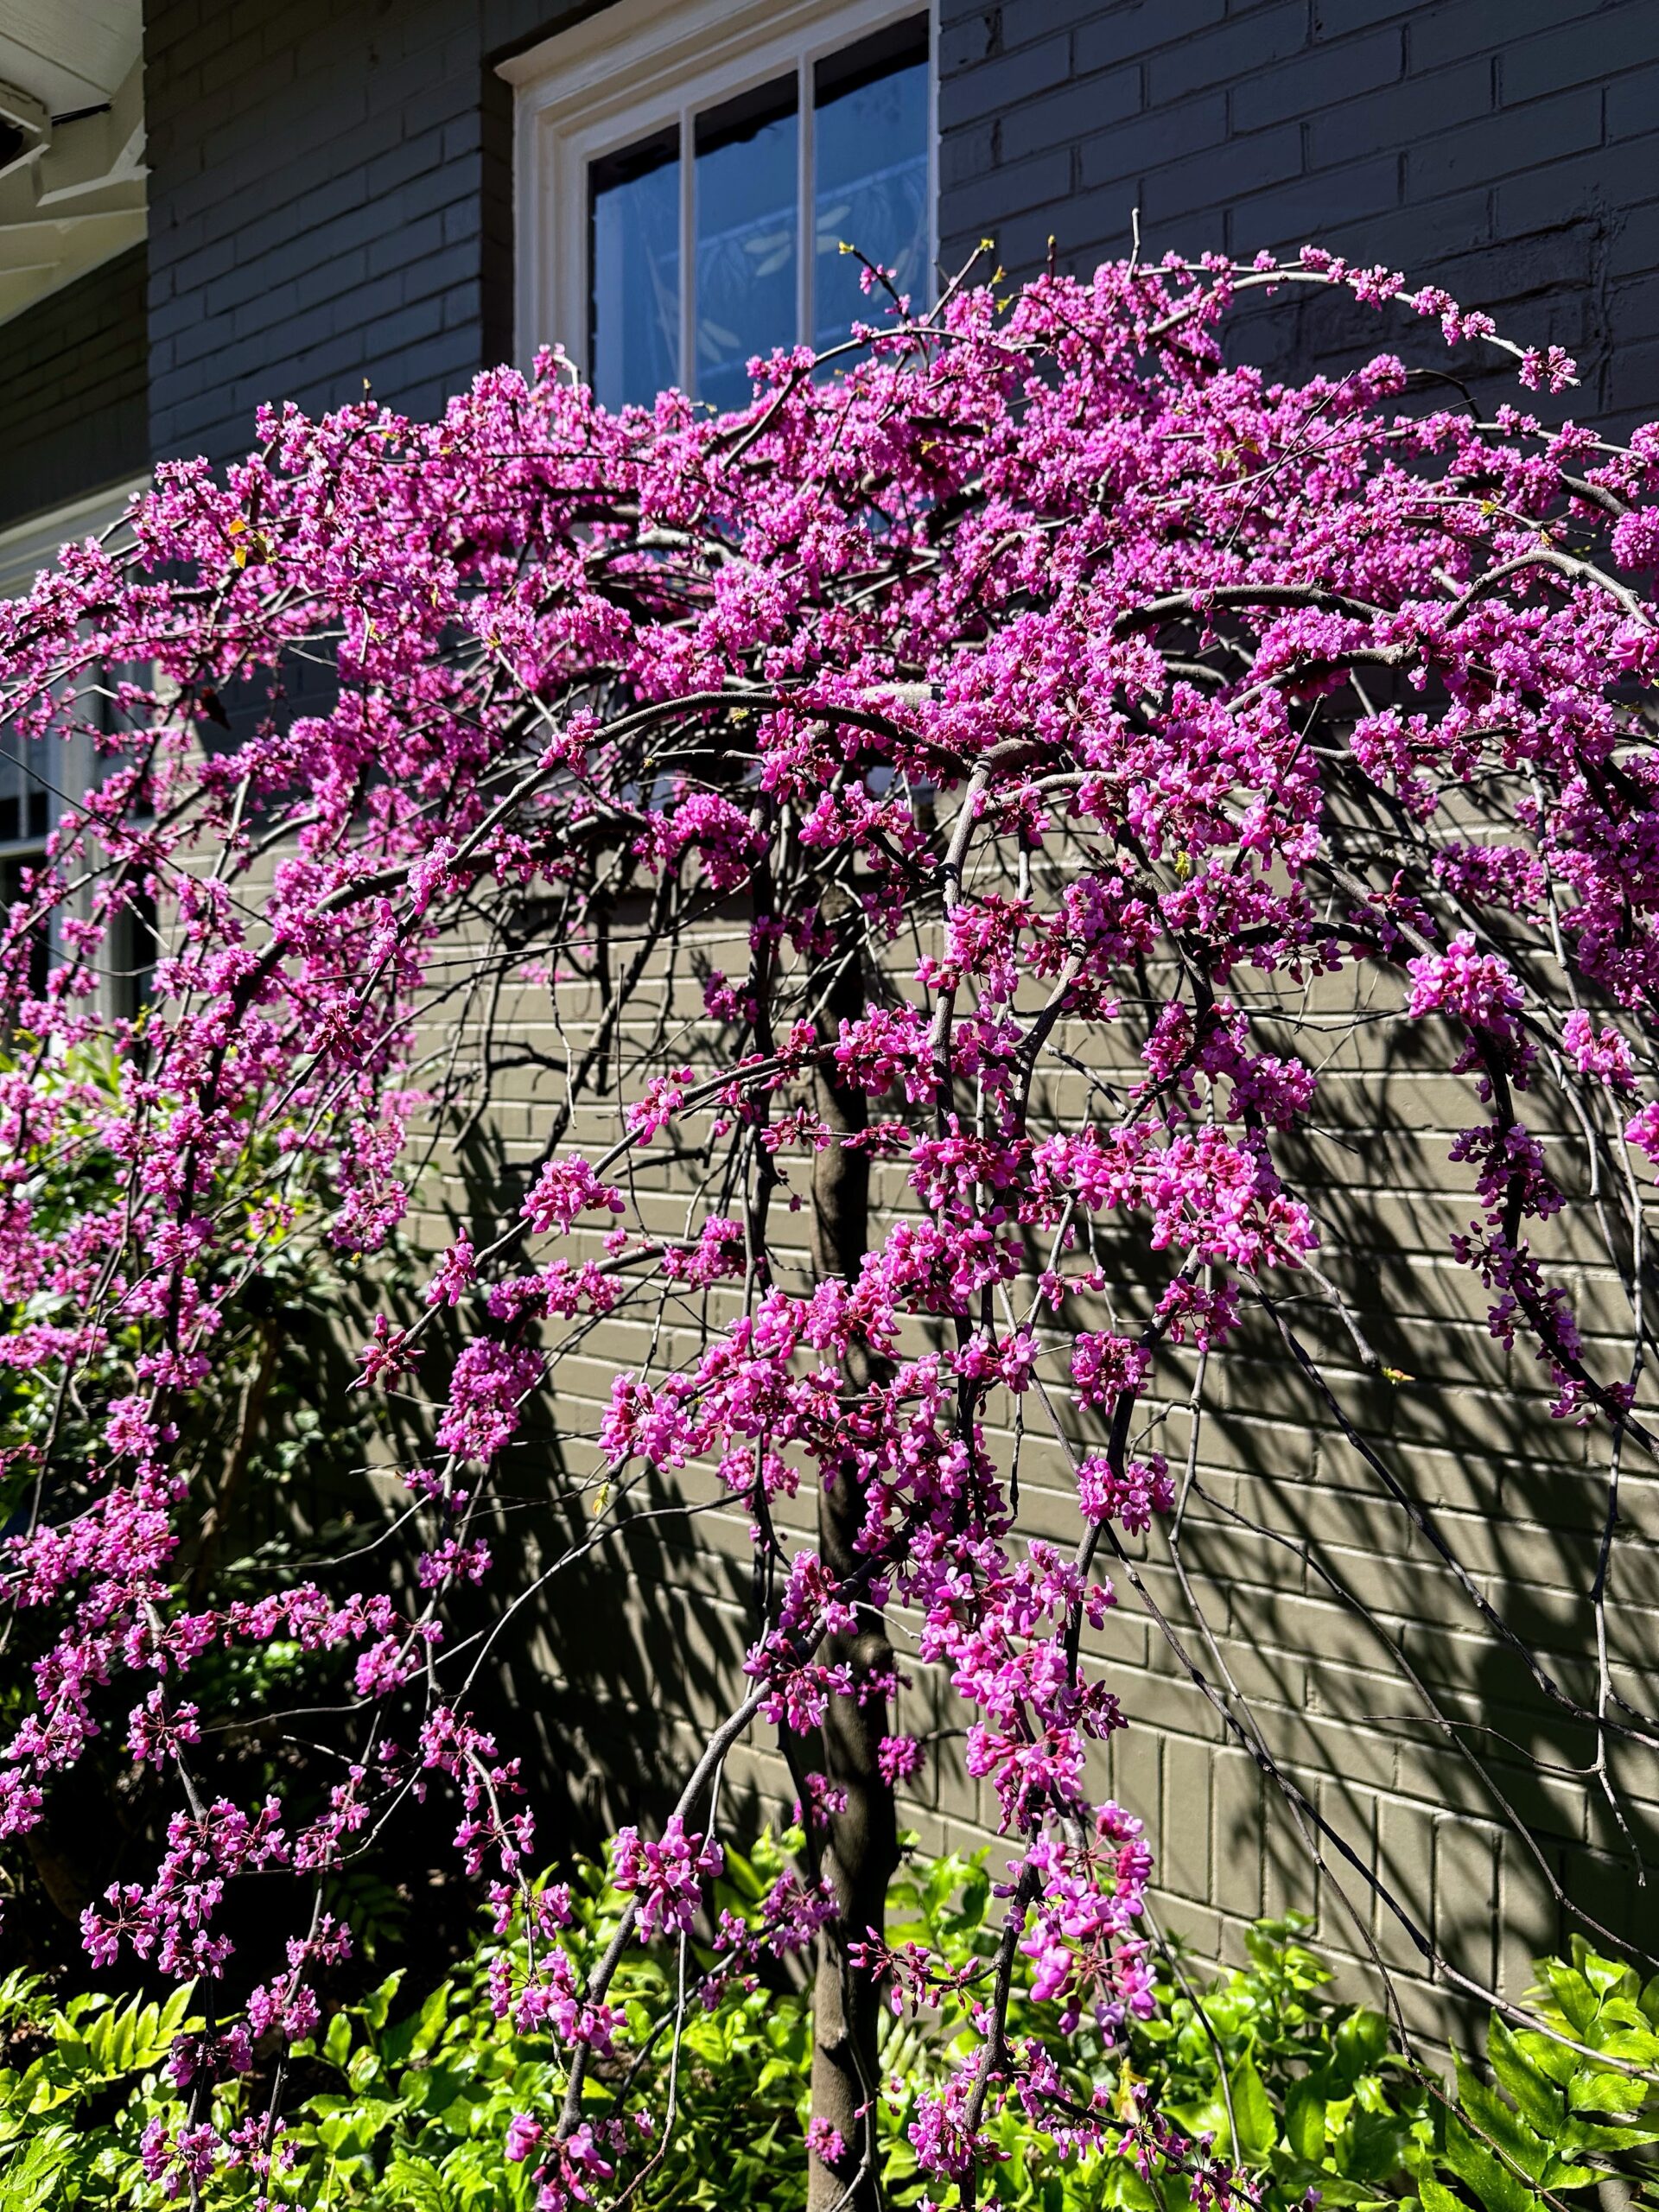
814,21,930,353
695,77,798,415
582,16,931,412
589,126,680,412
0,731,48,849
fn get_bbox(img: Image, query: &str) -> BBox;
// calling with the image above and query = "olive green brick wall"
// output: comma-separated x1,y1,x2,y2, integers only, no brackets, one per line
392,892,1659,2050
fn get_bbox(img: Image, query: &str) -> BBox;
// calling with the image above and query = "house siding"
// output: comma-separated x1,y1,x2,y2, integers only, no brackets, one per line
0,245,149,533
137,0,1659,470
143,0,531,464
140,0,615,467
938,0,1659,427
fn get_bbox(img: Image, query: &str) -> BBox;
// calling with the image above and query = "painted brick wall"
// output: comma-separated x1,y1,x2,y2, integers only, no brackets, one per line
140,0,1659,467
0,244,149,532
143,0,487,463
139,0,601,467
418,925,1659,2054
929,0,1659,2027
938,0,1659,427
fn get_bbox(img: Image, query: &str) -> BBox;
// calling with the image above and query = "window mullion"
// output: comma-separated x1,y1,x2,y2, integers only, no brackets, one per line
797,54,812,353
679,100,696,397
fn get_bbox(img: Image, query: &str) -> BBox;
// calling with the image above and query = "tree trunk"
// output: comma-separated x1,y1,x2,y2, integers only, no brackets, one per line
806,908,898,2212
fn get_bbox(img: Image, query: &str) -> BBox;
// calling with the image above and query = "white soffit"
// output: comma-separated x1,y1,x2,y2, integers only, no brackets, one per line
0,0,144,327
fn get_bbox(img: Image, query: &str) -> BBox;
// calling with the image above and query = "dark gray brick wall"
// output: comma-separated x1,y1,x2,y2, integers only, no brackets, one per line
143,0,1659,466
0,245,149,531
930,0,1659,2019
940,0,1659,427
141,0,589,467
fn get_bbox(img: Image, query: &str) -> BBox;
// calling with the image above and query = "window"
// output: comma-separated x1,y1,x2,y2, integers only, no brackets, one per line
0,734,53,1003
508,0,935,410
0,482,154,1024
0,709,157,1025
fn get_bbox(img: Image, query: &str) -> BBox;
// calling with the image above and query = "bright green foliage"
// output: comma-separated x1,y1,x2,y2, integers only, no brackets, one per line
283,1840,818,2212
0,1971,199,2207
0,1841,820,2212
1409,1936,1659,2212
0,1852,1655,2211
880,1864,1430,2210
1101,1923,1424,2210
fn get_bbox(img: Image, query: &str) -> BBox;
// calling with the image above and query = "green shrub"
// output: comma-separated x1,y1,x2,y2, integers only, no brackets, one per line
0,1839,1654,2210
1414,1939,1659,2212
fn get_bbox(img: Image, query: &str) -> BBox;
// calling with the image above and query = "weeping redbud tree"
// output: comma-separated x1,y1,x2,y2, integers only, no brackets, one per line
0,245,1655,2209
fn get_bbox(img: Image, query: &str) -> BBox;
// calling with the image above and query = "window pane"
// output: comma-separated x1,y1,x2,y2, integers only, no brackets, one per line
695,77,798,415
0,731,47,849
589,127,680,410
111,885,159,1027
813,19,929,354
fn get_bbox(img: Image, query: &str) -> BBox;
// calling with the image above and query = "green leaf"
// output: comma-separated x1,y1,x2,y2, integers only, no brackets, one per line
1454,2057,1547,2180
1339,2101,1416,2183
410,1983,452,2060
0,2124,81,2211
1442,2113,1546,2212
1538,1962,1599,2039
1566,2065,1652,2119
1224,2057,1275,2163
1416,2174,1472,2212
346,2043,385,2094
1333,2009,1389,2085
718,1846,764,1904
1573,1944,1634,2001
1486,2019,1563,2140
385,2154,455,2212
1535,2151,1601,2191
1596,2025,1659,2067
361,1969,405,2032
1559,2113,1659,2158
1514,2028,1576,2087
1285,2077,1327,2163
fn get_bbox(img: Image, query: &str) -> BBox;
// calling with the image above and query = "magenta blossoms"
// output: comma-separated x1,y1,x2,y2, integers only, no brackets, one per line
0,242,1655,2207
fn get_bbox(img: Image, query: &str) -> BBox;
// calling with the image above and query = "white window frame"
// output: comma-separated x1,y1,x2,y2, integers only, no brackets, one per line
502,0,938,387
0,480,152,1021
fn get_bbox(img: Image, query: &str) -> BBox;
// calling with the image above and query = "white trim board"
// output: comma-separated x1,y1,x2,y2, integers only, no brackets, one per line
0,475,143,599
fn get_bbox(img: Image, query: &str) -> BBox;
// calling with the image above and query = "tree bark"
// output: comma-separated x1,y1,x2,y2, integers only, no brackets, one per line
806,906,898,2212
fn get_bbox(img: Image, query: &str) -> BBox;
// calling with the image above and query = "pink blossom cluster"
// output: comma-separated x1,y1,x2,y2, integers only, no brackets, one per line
611,1815,725,1940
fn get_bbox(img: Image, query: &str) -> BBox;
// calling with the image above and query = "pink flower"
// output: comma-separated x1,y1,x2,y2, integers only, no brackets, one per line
877,1733,925,1784
1562,1009,1634,1084
1406,933,1522,1030
612,1815,724,1940
806,2118,849,2165
522,1157,625,1235
425,1236,477,1306
435,1340,542,1461
506,2114,545,2163
1077,1453,1174,1533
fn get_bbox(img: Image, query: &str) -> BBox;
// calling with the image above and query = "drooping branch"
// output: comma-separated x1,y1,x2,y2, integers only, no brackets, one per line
2,246,1656,2212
